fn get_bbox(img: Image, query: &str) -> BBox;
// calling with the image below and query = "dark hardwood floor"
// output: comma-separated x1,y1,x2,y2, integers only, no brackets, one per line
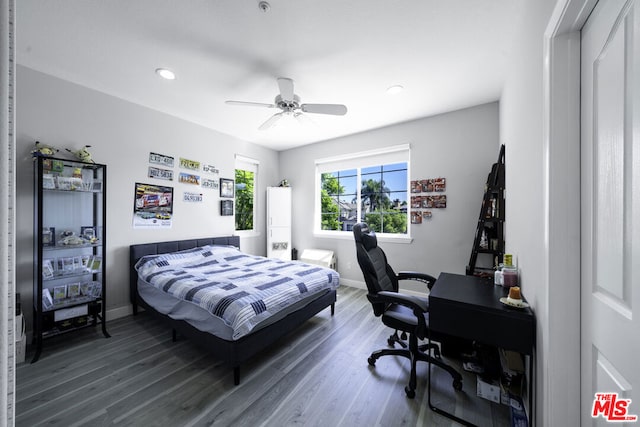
16,286,510,426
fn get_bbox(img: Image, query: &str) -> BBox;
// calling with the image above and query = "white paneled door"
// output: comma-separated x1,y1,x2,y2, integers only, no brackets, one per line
581,0,640,424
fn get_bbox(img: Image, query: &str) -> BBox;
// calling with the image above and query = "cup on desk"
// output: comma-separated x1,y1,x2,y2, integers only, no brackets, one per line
502,267,518,288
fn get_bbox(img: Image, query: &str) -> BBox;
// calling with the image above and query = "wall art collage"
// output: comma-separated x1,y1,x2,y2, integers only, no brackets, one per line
133,151,229,228
409,177,447,225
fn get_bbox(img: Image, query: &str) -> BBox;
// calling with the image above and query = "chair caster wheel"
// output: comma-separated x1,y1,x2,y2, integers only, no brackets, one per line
405,387,415,399
453,379,463,391
368,357,376,366
387,338,396,347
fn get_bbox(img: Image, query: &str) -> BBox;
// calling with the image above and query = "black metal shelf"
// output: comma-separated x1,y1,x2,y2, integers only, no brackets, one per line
466,145,505,276
33,155,110,363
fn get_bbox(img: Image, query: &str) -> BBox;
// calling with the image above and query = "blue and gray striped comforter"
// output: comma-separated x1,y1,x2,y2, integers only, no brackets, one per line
135,245,340,340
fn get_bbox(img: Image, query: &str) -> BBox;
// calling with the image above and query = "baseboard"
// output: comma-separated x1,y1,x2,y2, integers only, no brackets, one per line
106,304,133,321
339,278,428,297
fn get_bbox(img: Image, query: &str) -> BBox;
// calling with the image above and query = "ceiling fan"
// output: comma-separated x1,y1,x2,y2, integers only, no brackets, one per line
225,77,347,130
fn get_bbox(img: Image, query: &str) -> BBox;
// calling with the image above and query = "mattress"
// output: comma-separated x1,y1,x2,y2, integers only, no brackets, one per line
135,245,340,340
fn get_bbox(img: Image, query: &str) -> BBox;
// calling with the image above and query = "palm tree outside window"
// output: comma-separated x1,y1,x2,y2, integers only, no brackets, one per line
320,162,408,234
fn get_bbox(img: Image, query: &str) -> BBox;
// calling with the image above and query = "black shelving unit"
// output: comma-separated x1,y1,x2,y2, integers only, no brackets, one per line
33,156,109,362
466,144,505,277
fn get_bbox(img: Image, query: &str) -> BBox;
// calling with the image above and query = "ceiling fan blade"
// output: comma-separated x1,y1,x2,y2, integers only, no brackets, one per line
225,100,276,108
259,112,284,131
301,103,347,115
277,77,294,101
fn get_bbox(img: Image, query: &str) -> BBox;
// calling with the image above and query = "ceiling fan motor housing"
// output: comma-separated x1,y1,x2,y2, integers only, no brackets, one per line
275,95,300,112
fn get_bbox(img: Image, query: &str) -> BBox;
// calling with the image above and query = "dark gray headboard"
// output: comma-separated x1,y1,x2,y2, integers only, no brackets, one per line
129,235,240,306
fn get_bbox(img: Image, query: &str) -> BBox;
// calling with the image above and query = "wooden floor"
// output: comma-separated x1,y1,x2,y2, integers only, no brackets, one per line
16,286,510,426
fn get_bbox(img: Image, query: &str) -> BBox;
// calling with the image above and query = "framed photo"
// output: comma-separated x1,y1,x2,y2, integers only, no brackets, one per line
411,211,423,224
433,195,447,208
220,178,234,198
42,259,55,279
42,174,56,189
42,227,56,247
62,257,75,273
91,282,102,298
87,256,102,272
92,180,103,192
433,177,446,192
80,226,95,241
51,160,64,173
220,200,234,216
80,282,91,297
42,288,54,310
53,284,67,301
67,282,81,298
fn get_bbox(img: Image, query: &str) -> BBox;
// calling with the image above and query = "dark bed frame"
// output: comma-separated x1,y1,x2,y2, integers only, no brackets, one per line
129,236,337,385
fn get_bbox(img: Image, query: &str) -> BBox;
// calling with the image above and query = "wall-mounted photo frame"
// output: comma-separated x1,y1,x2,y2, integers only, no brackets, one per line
220,200,234,216
220,178,234,198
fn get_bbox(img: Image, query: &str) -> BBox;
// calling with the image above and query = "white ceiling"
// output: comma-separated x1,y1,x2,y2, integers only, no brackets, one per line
16,1,518,151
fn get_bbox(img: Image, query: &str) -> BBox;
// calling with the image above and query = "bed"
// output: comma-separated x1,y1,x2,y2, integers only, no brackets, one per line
129,236,339,385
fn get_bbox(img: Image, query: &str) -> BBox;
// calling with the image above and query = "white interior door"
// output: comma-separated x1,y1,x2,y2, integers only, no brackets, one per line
581,0,640,424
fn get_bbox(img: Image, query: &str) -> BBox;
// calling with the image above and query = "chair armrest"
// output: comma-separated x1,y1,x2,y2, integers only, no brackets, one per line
397,271,437,289
375,291,429,333
376,291,429,313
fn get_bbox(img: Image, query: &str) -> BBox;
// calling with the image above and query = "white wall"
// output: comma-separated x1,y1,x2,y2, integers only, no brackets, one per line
15,66,279,332
500,0,560,424
280,102,500,293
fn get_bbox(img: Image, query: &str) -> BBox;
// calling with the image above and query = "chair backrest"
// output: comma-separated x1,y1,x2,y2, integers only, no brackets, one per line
353,222,399,316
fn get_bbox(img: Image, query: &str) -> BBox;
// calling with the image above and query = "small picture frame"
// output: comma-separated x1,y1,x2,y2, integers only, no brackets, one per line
81,254,91,269
42,227,56,247
87,256,102,272
411,211,423,224
91,283,102,298
67,282,81,298
42,174,56,189
220,200,234,216
51,160,64,173
220,178,234,198
53,284,67,301
42,259,55,279
92,180,103,192
80,226,95,241
80,282,91,297
42,288,54,310
62,257,75,273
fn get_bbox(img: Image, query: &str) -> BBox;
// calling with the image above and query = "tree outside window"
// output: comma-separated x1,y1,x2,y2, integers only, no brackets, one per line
319,162,408,234
235,169,254,231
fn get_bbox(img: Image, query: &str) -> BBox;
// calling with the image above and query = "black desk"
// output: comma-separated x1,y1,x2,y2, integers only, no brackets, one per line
427,272,536,426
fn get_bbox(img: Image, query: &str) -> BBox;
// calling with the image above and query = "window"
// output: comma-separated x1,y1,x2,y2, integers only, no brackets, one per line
235,156,259,232
316,145,410,236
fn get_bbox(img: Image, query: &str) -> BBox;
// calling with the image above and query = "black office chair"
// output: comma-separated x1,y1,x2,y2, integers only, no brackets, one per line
353,222,462,398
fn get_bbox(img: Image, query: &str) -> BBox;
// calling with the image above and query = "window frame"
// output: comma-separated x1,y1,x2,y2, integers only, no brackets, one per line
234,155,259,236
314,144,412,243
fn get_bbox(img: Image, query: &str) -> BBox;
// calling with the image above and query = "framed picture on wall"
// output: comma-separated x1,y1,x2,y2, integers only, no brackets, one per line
220,178,234,198
220,200,233,216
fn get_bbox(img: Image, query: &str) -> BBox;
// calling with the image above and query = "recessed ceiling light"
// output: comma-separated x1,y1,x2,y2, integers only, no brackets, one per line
156,68,176,80
386,85,404,95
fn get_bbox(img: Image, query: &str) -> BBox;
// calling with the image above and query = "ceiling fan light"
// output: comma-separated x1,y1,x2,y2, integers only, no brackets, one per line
156,68,176,80
386,85,404,95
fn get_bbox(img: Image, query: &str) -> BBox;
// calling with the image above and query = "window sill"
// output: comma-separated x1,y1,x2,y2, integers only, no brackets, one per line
235,230,261,238
314,230,413,244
